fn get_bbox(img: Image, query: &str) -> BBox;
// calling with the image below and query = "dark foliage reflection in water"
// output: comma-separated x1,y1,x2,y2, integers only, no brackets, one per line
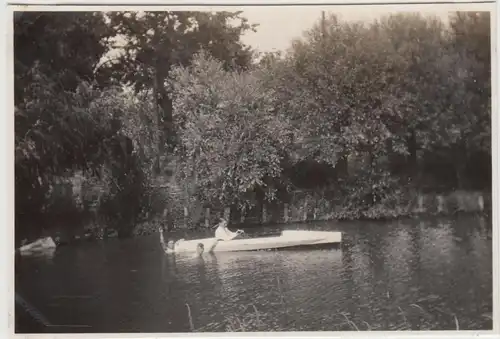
15,214,492,332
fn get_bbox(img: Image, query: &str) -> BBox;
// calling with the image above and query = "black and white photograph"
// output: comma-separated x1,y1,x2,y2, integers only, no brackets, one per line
11,2,496,334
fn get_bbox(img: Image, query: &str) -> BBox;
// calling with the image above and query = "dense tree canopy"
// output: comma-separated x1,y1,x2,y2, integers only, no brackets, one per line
14,10,492,238
169,52,293,211
14,12,114,104
102,11,257,169
265,12,491,190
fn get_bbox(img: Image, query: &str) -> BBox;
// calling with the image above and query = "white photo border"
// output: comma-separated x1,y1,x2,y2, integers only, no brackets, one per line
2,1,498,339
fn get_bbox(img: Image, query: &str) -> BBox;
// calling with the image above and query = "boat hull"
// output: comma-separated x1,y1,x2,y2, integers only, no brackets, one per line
172,231,342,253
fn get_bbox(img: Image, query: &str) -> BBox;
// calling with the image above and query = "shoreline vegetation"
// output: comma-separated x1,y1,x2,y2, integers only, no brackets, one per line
132,188,490,235
19,188,491,248
15,11,491,247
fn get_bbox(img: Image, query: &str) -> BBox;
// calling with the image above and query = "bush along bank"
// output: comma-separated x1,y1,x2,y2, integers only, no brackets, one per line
136,187,490,234
19,185,490,248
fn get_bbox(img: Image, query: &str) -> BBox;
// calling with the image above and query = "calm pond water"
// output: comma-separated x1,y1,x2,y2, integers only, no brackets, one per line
15,214,493,333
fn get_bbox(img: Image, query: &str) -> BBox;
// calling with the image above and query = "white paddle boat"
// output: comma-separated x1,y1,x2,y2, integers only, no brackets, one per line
160,218,342,254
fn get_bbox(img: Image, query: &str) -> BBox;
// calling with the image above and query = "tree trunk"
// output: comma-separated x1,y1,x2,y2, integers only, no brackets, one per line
118,226,133,239
156,65,175,152
386,139,403,175
153,68,162,174
368,150,375,206
336,153,348,179
406,130,418,182
455,141,468,189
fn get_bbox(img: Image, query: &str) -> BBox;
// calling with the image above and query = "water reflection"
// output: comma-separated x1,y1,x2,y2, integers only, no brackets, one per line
15,215,492,332
17,248,56,262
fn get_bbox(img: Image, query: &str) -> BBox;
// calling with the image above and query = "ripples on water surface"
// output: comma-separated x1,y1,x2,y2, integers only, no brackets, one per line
15,214,493,332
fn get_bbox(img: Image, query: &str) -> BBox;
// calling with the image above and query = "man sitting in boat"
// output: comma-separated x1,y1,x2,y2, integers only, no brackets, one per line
214,217,244,241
